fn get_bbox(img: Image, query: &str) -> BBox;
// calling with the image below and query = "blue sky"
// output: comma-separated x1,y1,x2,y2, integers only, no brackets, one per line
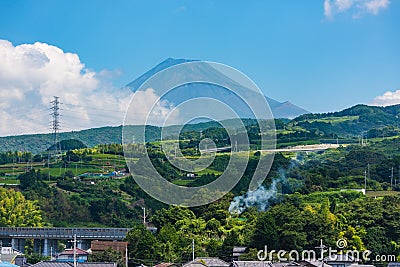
0,0,399,135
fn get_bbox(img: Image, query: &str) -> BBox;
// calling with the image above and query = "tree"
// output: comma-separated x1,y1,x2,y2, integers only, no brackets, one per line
19,169,48,192
0,188,43,227
125,224,159,266
25,253,49,264
219,230,241,262
250,212,278,249
152,206,196,228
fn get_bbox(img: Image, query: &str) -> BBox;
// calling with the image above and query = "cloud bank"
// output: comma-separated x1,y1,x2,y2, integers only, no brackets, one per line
0,39,175,137
372,89,400,106
324,0,390,19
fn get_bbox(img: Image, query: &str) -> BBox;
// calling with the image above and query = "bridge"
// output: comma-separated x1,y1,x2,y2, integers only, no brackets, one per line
199,144,341,154
200,146,232,153
0,227,131,256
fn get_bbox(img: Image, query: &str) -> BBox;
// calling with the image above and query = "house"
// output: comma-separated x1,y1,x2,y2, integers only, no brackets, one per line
183,262,208,267
29,261,116,267
231,261,271,267
90,241,128,265
10,255,27,267
0,262,19,267
91,241,128,255
298,260,332,267
0,247,23,265
232,261,309,267
153,263,179,267
195,258,230,267
56,248,89,263
348,265,375,267
323,254,357,267
232,247,247,261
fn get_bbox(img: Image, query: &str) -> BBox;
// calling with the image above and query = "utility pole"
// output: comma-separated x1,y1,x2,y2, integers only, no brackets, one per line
142,207,146,226
72,234,77,267
125,246,129,267
192,239,195,262
391,167,394,190
364,170,367,191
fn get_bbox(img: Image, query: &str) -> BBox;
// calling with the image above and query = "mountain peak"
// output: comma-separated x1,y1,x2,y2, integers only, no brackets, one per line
126,58,309,118
126,58,198,91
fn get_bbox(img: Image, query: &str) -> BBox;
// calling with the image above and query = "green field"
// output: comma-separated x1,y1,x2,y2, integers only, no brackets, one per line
308,115,359,124
366,190,400,197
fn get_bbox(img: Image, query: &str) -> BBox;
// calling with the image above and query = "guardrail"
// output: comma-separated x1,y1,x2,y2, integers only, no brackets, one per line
0,227,131,240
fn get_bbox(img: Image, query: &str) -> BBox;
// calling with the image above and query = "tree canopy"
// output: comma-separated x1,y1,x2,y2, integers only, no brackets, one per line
0,187,43,227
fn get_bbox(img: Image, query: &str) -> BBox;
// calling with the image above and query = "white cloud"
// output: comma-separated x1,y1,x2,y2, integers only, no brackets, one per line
323,0,390,19
124,87,180,126
371,90,400,106
324,0,333,19
0,39,176,137
336,0,354,11
364,0,390,14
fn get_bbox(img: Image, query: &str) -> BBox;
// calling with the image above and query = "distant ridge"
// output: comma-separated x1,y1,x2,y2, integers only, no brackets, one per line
126,58,309,119
1,104,400,153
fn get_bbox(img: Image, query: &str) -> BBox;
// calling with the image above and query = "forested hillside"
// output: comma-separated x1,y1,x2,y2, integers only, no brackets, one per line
1,104,399,153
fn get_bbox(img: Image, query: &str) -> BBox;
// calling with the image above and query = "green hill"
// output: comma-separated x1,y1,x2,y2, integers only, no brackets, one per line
1,104,400,153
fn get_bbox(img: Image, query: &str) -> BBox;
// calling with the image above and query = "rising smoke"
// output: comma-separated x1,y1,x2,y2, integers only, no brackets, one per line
228,178,282,214
228,154,304,214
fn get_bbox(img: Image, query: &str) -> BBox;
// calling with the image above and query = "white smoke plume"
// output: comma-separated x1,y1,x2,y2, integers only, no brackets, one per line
228,178,282,214
228,154,304,214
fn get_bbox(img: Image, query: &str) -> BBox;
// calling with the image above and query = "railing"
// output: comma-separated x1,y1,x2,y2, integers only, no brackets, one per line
0,227,131,240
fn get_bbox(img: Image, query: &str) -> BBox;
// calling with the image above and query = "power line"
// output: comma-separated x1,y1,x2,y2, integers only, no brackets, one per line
63,103,122,113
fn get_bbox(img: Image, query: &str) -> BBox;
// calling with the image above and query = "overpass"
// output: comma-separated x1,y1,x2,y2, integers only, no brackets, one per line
0,227,131,256
199,144,342,154
200,146,231,153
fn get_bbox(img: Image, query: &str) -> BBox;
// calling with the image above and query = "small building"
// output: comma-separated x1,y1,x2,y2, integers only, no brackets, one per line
0,261,19,267
183,262,207,267
56,248,89,263
231,261,271,267
0,247,23,265
30,261,116,267
153,263,179,267
195,258,230,267
91,241,128,255
232,261,302,267
91,241,128,264
298,260,332,267
323,254,357,267
232,247,247,261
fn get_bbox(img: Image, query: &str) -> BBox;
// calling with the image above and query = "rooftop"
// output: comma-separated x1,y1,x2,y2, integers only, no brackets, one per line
195,258,230,267
30,261,116,267
58,248,89,256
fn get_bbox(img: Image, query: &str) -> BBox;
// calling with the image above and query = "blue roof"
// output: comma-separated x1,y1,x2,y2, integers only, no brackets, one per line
0,262,19,267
